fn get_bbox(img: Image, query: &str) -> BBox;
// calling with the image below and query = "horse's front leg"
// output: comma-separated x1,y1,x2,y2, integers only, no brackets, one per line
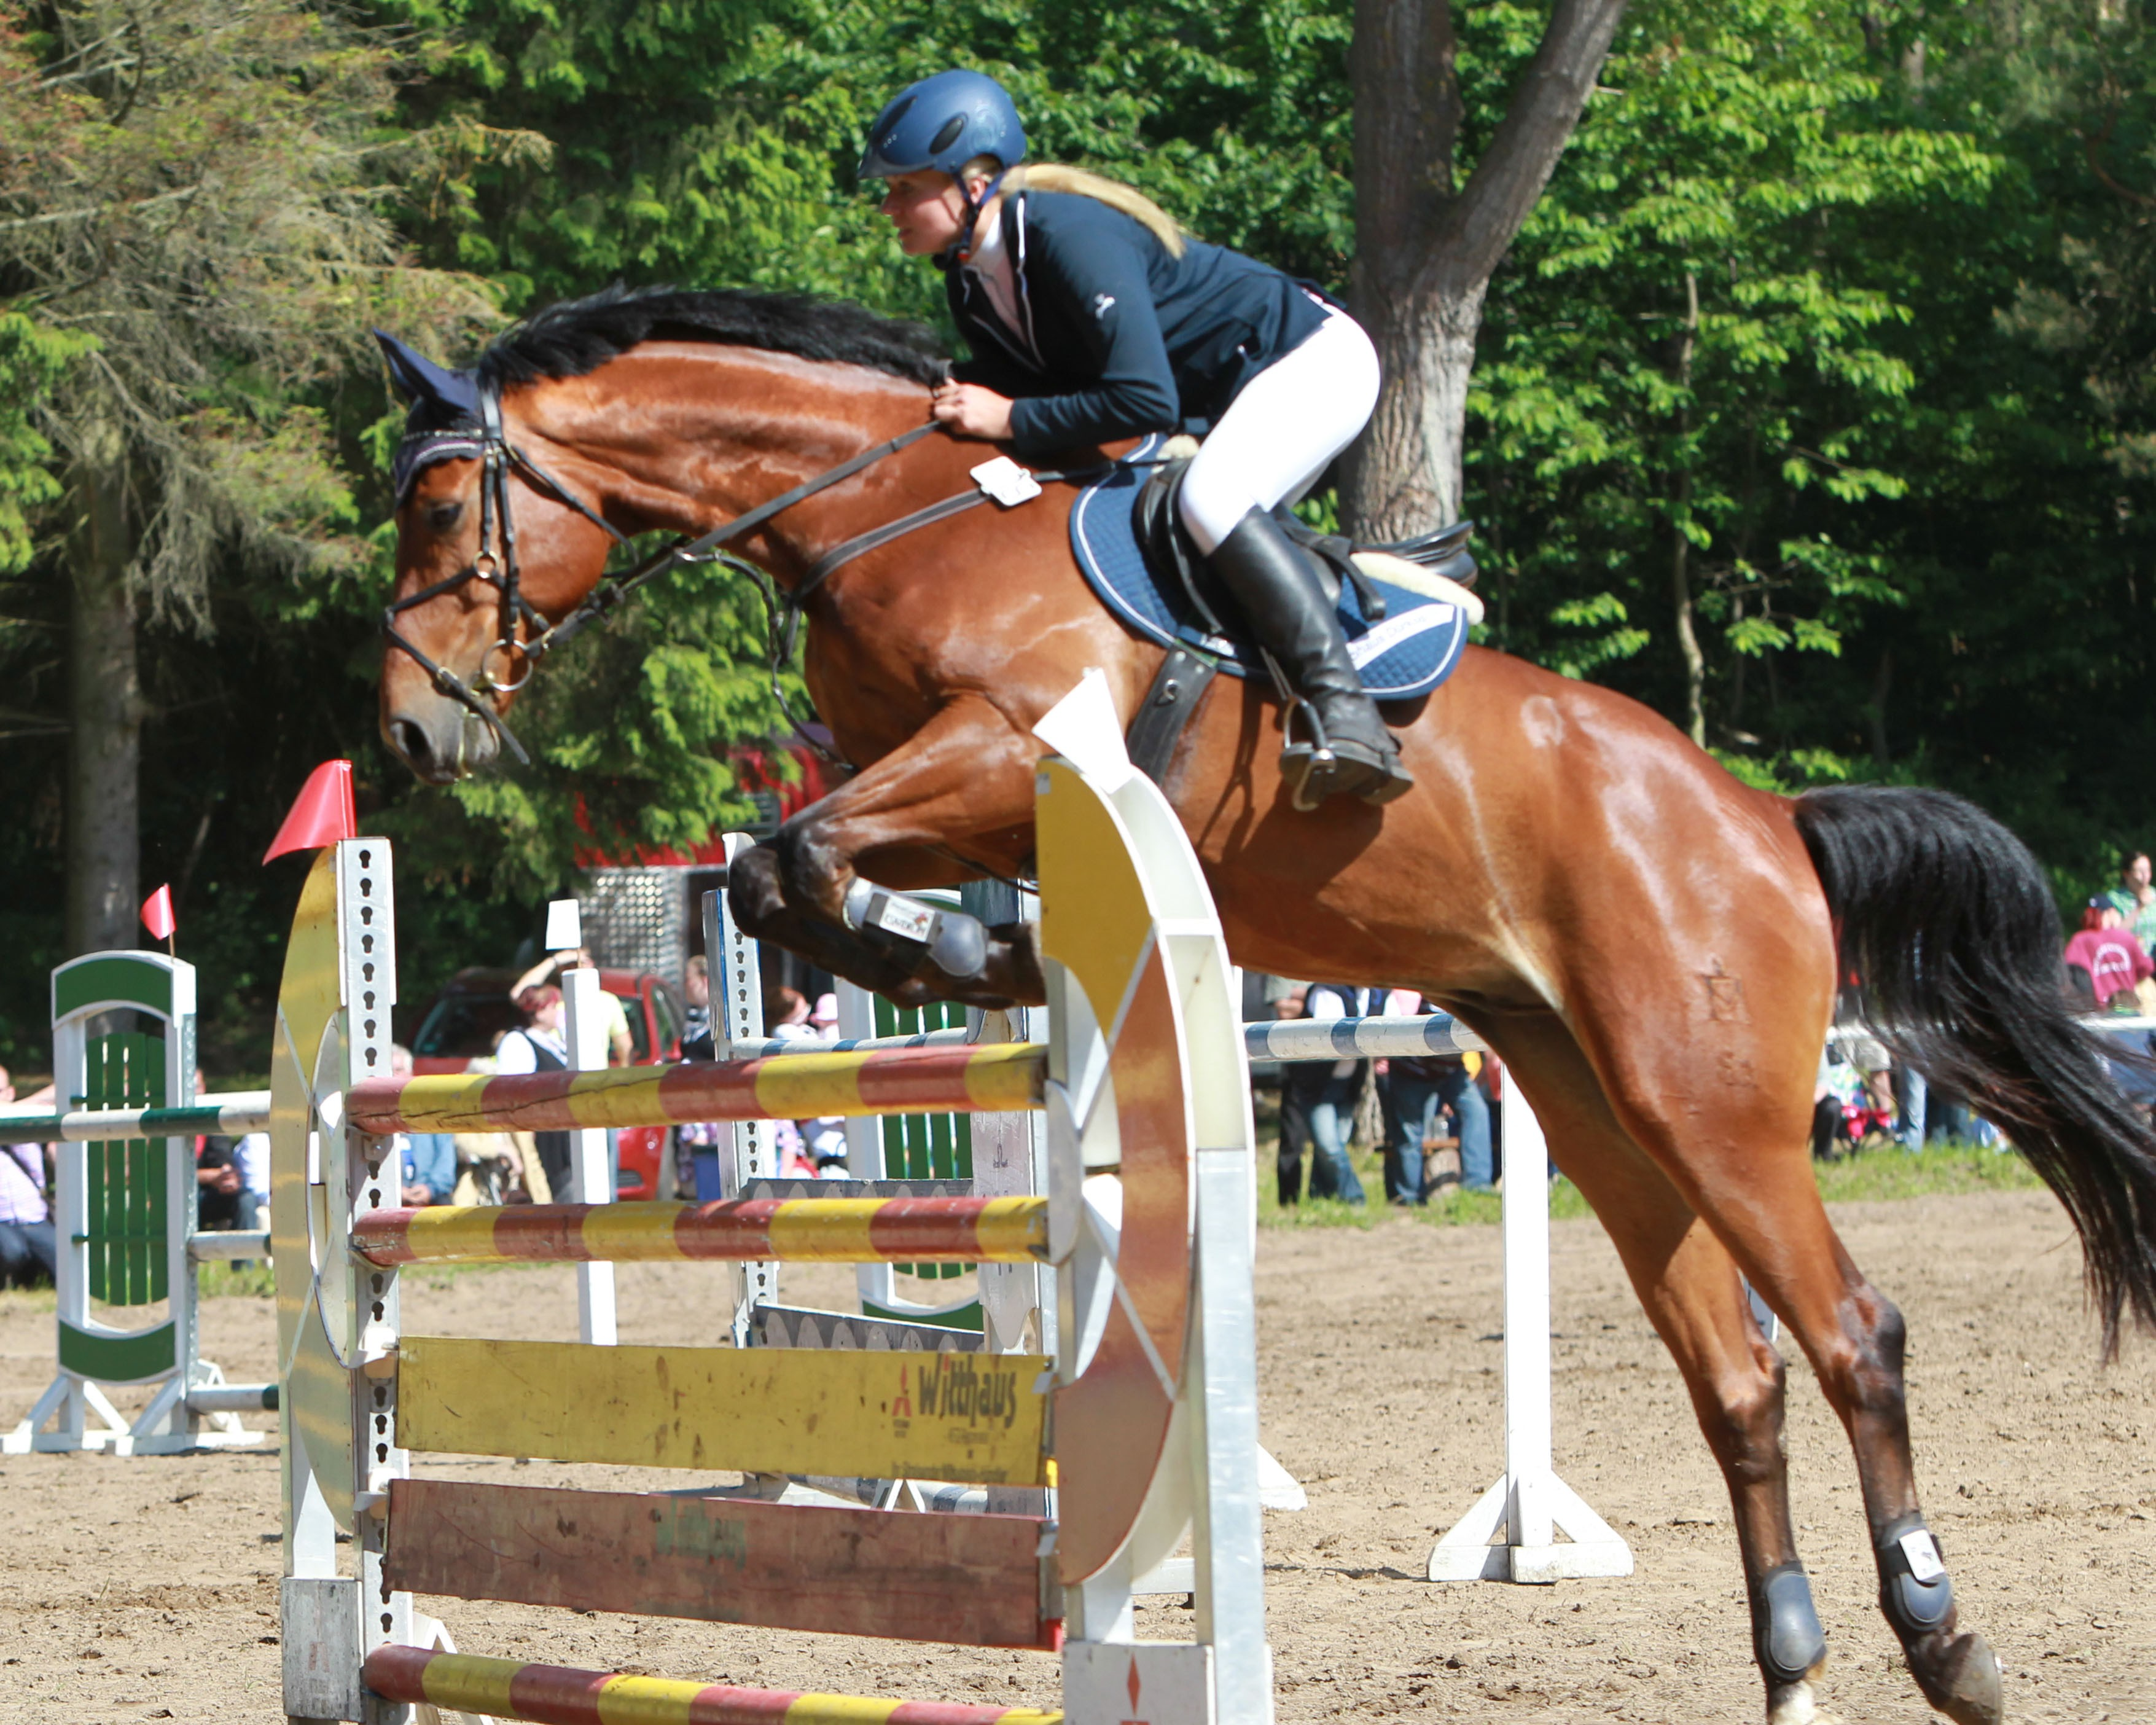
728,697,1045,1010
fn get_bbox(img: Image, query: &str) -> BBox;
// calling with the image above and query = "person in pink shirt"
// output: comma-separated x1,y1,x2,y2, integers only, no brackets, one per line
2063,901,2154,1011
0,1065,57,1287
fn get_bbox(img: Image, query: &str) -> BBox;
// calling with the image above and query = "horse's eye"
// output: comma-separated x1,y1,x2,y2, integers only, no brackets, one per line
426,499,464,533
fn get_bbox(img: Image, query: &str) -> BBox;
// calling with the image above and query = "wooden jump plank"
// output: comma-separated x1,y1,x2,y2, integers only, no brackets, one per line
750,1304,986,1353
345,1042,1044,1136
741,1177,973,1200
353,1195,1045,1267
397,1336,1051,1484
384,1479,1057,1648
364,1645,1063,1725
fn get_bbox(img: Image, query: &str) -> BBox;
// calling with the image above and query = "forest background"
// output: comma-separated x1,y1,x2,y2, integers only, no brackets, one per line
2,0,2154,1071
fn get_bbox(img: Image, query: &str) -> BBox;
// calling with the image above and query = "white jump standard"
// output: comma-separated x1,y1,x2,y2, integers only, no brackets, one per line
6,951,275,1455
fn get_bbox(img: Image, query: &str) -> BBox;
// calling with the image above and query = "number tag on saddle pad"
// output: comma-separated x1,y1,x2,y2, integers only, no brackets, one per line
1899,1528,1945,1582
971,456,1043,508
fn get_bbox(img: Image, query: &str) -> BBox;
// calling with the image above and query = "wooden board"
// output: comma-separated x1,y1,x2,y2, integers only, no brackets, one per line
750,1304,986,1354
397,1336,1051,1485
385,1479,1057,1648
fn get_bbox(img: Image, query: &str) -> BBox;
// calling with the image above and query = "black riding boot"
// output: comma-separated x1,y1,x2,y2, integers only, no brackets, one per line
1209,508,1415,809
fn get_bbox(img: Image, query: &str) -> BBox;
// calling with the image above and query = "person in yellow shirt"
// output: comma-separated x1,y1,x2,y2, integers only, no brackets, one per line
513,946,633,1065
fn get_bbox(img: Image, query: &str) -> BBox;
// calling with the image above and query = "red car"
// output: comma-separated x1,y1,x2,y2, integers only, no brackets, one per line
407,966,687,1199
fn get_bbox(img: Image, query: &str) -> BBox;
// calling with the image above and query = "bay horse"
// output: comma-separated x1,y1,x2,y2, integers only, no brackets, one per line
377,286,2156,1725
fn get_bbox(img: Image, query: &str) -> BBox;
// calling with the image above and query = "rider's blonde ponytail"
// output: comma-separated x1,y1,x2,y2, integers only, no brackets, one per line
997,163,1188,258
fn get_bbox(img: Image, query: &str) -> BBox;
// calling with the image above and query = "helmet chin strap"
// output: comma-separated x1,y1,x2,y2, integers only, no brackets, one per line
942,170,1007,267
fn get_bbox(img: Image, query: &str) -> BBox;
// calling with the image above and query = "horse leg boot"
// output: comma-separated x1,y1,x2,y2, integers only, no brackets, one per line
1207,508,1413,810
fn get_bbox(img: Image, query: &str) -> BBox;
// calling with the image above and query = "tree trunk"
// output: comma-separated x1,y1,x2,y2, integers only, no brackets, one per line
66,429,141,958
1354,290,1485,534
1867,649,1893,769
1671,271,1706,746
1343,0,1631,541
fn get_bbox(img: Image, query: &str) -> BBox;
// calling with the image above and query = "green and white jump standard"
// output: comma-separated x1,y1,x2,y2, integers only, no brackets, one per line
5,952,275,1455
273,684,1273,1725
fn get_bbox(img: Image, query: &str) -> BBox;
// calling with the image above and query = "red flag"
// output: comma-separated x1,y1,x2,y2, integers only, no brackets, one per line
140,884,176,942
264,759,358,862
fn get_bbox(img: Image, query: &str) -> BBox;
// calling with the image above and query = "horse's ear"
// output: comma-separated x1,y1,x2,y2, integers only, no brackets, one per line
372,329,480,421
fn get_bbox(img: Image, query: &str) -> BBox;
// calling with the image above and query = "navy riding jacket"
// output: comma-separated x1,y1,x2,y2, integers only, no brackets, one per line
940,189,1330,456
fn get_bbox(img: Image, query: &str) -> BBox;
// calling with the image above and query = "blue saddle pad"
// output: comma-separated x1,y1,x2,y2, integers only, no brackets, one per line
1068,435,1471,700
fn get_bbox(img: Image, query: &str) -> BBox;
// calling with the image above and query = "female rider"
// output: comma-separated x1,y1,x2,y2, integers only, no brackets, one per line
860,69,1410,809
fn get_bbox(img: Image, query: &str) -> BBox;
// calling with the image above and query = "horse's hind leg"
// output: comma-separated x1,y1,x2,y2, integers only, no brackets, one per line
1484,1014,1832,1724
1556,1010,2004,1725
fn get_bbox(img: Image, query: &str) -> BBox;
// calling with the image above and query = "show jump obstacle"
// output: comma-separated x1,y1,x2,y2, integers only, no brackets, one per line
272,687,1273,1725
717,983,1630,1587
701,845,1309,1547
4,952,276,1455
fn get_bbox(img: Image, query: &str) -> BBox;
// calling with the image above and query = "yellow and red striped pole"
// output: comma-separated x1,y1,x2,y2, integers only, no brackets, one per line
351,1195,1049,1267
345,1042,1043,1137
363,1646,1063,1725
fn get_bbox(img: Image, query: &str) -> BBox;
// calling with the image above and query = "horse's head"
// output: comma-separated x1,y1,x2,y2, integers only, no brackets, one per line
375,331,622,782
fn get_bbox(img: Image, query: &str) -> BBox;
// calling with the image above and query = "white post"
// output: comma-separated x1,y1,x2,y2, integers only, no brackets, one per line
559,955,617,1348
1428,1090,1632,1583
712,841,773,1348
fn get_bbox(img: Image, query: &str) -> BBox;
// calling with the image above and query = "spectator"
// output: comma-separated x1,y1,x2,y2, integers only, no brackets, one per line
196,1135,246,1227
0,1065,57,1288
398,1133,457,1205
2103,852,2156,955
388,1045,458,1205
674,959,721,1195
1811,1044,1853,1161
233,1130,271,1229
1286,984,1370,1207
515,945,633,1065
764,987,816,1178
496,985,569,1199
803,994,850,1176
1258,983,1317,1205
446,1036,525,1202
2064,900,2152,1013
1380,990,1491,1202
1819,1028,1896,1153
683,954,712,1047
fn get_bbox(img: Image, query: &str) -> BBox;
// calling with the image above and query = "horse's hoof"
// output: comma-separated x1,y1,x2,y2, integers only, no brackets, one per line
1908,1628,2004,1725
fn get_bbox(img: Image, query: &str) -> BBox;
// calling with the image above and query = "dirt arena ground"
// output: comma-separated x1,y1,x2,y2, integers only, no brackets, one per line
2,1186,2149,1724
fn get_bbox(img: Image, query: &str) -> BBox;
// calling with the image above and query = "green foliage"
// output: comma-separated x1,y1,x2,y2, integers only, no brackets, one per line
375,0,1356,319
0,314,88,576
383,554,783,902
1472,0,1998,716
3,0,2156,1071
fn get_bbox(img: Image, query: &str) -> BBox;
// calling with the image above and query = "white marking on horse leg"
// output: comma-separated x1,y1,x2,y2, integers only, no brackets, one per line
1766,1680,1840,1725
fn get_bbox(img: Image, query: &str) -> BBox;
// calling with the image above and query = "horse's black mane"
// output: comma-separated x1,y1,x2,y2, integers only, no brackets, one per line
477,283,949,390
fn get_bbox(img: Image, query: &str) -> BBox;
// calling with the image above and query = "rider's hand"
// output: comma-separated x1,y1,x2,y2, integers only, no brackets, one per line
931,381,1014,440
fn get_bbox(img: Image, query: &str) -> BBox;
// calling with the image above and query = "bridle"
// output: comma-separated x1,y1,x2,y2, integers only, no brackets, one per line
383,377,946,767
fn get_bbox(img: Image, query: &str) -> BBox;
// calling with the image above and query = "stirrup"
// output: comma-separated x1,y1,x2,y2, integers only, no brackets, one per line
1279,697,1339,813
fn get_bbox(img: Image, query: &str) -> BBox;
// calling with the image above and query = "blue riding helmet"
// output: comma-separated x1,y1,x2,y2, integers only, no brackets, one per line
858,69,1027,181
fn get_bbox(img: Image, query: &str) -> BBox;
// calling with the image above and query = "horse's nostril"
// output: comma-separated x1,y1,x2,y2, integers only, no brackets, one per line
389,718,434,772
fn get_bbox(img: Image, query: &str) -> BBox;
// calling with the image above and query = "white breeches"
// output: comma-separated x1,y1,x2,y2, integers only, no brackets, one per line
1176,303,1382,553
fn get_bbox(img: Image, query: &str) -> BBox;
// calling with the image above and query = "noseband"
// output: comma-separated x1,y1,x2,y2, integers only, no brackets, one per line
384,378,943,768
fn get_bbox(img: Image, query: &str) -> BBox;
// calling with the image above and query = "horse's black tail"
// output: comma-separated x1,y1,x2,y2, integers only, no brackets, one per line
1794,783,2156,1357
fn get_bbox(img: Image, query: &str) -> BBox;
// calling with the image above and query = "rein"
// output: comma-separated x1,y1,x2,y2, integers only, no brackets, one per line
385,377,1142,773
383,380,942,767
